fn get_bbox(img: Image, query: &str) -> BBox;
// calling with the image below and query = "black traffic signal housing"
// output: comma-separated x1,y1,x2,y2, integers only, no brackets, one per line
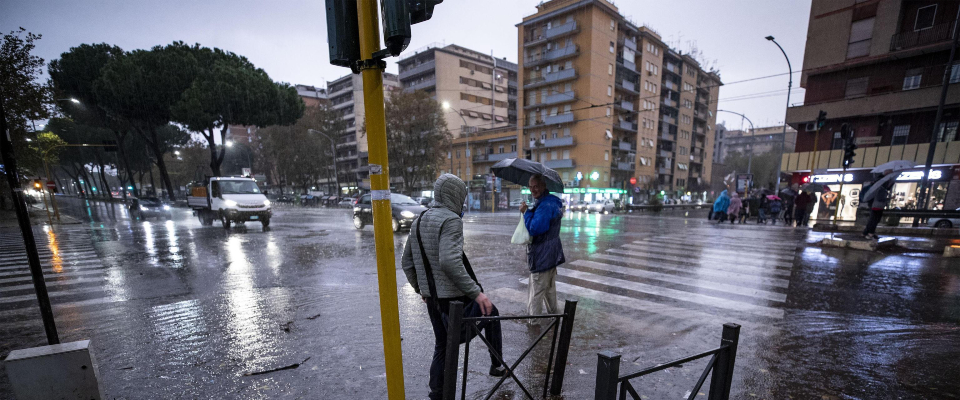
409,0,443,24
816,110,827,130
380,0,412,56
841,124,857,168
326,0,362,72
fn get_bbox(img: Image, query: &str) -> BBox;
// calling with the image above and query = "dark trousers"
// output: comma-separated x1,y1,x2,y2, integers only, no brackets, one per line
783,204,794,224
715,211,727,222
863,209,884,236
426,297,503,400
794,207,808,227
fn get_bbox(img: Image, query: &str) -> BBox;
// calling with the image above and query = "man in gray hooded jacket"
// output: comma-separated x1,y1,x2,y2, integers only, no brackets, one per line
402,174,504,399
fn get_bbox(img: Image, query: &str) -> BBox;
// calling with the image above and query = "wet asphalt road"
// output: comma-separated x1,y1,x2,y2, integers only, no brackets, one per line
1,196,958,399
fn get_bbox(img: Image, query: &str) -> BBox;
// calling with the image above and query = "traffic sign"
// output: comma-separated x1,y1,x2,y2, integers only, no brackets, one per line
46,181,56,191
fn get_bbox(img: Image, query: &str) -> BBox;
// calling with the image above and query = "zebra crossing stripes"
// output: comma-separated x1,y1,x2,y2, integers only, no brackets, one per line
0,227,111,323
548,233,800,324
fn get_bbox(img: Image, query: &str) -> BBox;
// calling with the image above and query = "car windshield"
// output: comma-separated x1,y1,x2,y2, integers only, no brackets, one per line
391,194,418,205
220,180,261,194
141,198,162,206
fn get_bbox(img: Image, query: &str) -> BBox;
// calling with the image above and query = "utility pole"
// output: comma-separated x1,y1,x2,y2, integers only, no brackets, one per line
766,36,792,191
0,97,60,345
309,129,341,195
355,1,405,397
914,8,960,226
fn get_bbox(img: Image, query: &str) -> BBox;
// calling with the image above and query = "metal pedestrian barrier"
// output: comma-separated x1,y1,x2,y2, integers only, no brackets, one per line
594,323,741,400
442,300,578,400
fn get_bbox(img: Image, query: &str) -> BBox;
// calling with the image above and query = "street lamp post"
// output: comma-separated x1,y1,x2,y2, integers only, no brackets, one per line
718,110,756,190
442,101,472,179
766,36,792,191
308,129,341,196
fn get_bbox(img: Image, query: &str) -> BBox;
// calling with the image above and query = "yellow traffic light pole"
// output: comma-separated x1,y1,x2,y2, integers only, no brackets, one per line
356,0,406,398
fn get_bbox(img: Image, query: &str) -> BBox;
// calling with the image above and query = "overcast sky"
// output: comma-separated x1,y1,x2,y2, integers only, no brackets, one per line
4,0,812,130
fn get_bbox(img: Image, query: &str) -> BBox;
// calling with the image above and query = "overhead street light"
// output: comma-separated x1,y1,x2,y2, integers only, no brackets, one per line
442,101,472,178
765,35,793,191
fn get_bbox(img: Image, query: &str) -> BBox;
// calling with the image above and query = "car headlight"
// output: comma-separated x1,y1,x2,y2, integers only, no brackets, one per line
400,210,415,219
223,199,237,208
263,200,271,207
162,205,170,210
139,205,148,211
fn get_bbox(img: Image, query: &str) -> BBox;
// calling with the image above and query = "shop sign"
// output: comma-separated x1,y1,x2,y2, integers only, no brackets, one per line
812,173,854,183
896,170,942,181
854,136,882,146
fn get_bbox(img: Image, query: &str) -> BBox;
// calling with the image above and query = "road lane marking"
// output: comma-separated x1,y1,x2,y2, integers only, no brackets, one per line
606,248,793,277
590,253,790,289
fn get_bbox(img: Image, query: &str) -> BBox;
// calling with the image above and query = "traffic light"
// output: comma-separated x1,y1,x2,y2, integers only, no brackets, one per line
33,180,42,190
816,110,827,130
380,0,411,57
326,0,362,71
841,124,857,168
408,0,443,24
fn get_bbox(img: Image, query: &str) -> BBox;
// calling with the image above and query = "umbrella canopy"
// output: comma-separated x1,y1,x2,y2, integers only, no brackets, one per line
871,160,916,173
801,183,828,193
862,172,898,203
766,195,782,201
491,158,565,193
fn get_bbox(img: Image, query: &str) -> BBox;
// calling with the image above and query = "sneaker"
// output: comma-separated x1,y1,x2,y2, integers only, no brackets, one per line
490,365,507,377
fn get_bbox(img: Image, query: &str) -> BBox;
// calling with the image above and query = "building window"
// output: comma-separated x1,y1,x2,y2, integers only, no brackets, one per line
937,121,958,142
833,131,844,149
511,144,517,152
609,41,615,53
499,145,505,153
903,69,922,90
915,5,937,31
608,63,613,75
604,150,609,161
563,150,570,159
456,150,460,158
610,19,615,30
847,17,874,59
447,151,451,159
606,107,612,116
845,77,869,99
608,85,613,96
951,63,960,83
891,125,910,145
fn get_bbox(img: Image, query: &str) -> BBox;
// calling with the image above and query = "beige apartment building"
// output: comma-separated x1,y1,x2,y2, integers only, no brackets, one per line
783,0,960,218
325,72,401,191
517,0,721,203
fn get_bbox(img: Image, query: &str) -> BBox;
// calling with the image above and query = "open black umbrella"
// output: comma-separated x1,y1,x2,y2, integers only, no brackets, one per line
491,158,565,193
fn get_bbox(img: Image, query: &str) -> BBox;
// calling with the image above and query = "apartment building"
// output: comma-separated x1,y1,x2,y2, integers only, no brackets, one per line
325,73,401,191
783,0,960,218
717,125,797,163
398,43,518,137
517,0,720,203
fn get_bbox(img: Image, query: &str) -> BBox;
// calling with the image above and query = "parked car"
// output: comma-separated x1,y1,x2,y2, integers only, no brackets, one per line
274,195,295,204
414,197,433,206
586,199,616,213
509,198,524,209
568,201,586,212
929,207,960,228
134,197,172,220
353,193,426,232
339,198,357,208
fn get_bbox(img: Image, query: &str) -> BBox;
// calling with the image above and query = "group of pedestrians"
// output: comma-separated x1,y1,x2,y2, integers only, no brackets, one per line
711,183,814,227
401,173,565,399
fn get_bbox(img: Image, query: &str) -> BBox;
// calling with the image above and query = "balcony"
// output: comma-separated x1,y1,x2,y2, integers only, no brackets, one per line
404,77,436,92
543,90,576,106
612,161,635,171
660,132,675,142
660,149,672,158
617,57,637,72
400,60,435,78
624,37,637,51
658,167,672,175
690,154,704,164
524,68,576,89
545,21,578,40
474,151,517,163
544,113,574,125
615,79,639,94
661,115,677,125
336,140,358,148
612,140,634,151
664,63,680,75
542,136,574,148
890,22,954,51
525,45,579,67
544,159,574,169
614,120,637,132
664,81,679,91
693,110,706,121
662,98,678,109
615,100,635,112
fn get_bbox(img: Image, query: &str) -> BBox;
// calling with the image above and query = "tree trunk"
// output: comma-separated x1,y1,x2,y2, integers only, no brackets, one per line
112,130,139,198
92,152,113,200
203,128,224,176
144,128,178,202
149,167,156,196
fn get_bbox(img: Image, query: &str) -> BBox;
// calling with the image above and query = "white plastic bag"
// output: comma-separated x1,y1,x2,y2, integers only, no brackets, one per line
511,214,532,245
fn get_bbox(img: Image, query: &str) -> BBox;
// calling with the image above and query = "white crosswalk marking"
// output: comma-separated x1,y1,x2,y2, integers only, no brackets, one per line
0,227,110,327
547,228,801,324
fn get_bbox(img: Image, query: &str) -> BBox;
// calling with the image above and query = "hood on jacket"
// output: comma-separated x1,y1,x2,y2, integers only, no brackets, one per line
429,173,467,215
731,192,739,199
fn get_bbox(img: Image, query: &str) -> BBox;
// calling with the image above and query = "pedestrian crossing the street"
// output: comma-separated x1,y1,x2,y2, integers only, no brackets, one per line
0,226,111,328
511,227,801,328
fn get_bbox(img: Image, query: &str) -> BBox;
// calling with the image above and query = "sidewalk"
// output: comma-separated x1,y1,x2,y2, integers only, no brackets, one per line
812,222,958,238
0,205,83,228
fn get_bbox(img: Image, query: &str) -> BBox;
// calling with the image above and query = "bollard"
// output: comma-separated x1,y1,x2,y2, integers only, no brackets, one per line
594,351,621,400
442,301,463,400
550,300,578,395
708,323,740,400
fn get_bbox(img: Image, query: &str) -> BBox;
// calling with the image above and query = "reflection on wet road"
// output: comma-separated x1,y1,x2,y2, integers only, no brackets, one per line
0,197,957,399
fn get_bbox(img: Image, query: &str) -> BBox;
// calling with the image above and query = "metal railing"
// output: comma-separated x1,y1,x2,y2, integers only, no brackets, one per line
442,300,579,400
890,22,954,51
594,323,740,400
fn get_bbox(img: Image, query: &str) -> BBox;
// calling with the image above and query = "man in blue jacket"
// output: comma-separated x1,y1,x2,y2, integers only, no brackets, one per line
519,174,565,315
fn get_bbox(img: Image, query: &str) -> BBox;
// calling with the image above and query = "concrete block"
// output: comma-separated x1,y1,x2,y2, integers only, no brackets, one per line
945,246,960,258
819,236,897,251
4,340,103,400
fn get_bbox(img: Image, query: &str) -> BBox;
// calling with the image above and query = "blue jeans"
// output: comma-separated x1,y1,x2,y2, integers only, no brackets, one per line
758,208,767,222
426,297,503,399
